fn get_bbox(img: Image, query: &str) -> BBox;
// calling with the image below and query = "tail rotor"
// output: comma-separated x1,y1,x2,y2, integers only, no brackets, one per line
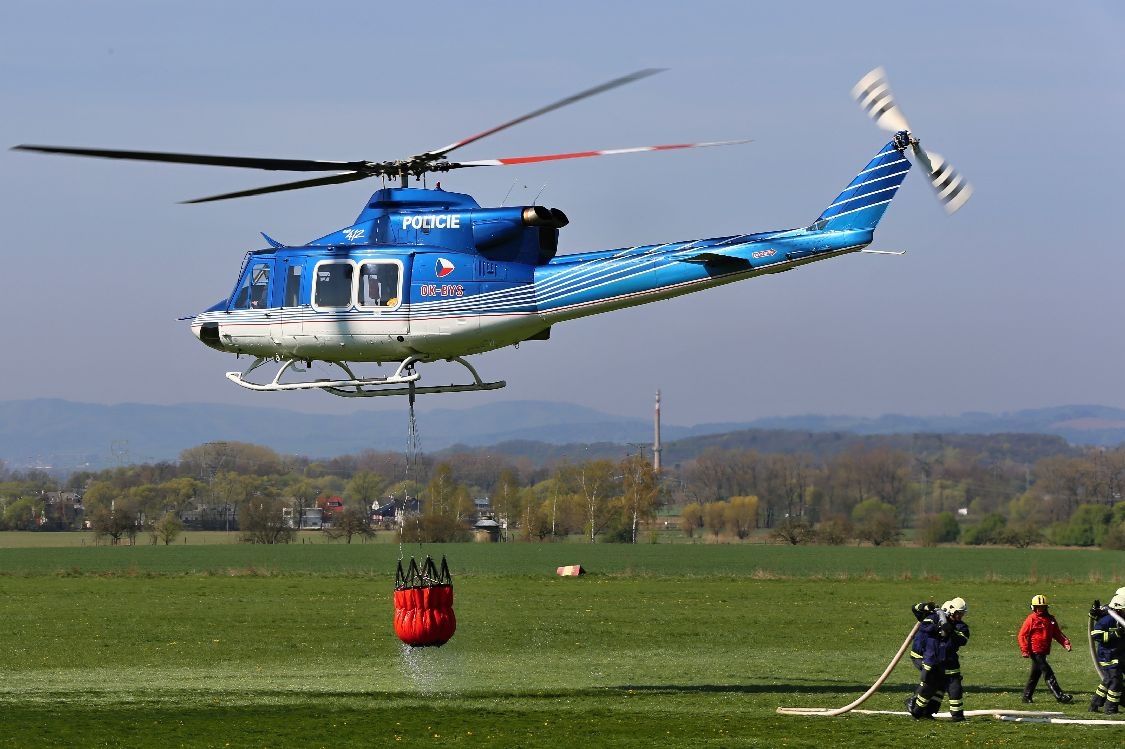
852,67,972,214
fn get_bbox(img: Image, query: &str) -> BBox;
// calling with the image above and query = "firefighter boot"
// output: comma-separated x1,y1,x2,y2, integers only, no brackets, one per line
950,711,965,722
1046,676,1072,704
1089,692,1106,713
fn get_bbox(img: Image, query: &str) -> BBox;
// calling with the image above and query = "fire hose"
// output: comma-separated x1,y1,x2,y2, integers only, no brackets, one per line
776,622,919,716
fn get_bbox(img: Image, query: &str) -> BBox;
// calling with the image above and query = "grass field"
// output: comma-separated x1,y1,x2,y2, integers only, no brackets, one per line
1,537,1123,747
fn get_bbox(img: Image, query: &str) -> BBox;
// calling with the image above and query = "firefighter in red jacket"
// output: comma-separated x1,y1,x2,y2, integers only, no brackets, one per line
1018,594,1073,703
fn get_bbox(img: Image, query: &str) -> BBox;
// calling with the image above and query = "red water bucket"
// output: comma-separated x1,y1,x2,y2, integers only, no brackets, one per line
393,556,456,647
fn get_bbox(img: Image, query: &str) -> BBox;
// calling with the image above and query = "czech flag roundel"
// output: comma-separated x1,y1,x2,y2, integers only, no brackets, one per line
435,258,455,278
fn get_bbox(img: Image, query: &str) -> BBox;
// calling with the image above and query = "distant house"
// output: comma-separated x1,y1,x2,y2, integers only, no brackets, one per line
315,496,345,528
42,491,83,530
282,506,324,530
182,502,237,531
473,516,502,543
372,495,421,528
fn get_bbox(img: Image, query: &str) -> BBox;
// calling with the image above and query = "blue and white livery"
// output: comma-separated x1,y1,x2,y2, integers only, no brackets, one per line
14,68,970,397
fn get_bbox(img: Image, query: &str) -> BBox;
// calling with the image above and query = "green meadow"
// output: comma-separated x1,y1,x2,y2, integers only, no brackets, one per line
1,538,1123,747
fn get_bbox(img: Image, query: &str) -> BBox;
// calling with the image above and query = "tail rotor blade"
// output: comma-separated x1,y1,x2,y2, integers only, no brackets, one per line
911,144,973,214
852,67,911,134
855,66,973,214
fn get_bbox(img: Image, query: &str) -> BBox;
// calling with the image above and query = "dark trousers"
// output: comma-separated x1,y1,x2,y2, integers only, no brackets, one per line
946,672,964,714
911,665,946,715
1025,653,1054,694
1095,662,1123,713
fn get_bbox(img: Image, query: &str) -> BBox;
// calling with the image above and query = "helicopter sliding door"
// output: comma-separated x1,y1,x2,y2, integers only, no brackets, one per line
276,255,308,341
298,257,409,360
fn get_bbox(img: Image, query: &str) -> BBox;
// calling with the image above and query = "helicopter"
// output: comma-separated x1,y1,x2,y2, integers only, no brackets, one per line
13,67,970,398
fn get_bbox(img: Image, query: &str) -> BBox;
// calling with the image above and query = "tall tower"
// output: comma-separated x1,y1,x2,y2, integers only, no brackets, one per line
653,390,662,473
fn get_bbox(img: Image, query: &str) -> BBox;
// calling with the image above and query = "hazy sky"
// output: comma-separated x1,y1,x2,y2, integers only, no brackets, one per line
2,1,1123,429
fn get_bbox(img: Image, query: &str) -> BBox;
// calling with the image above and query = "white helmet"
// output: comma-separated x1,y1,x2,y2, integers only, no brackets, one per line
1116,587,1125,598
942,597,968,615
1109,593,1125,611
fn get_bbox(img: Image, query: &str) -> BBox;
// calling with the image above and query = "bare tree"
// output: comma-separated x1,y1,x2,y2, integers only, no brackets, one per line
621,454,660,543
558,460,621,542
323,507,375,543
239,497,294,544
151,512,184,545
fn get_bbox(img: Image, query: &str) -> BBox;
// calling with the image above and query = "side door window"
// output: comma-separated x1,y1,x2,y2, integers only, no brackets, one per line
357,261,402,309
313,261,355,309
284,262,303,307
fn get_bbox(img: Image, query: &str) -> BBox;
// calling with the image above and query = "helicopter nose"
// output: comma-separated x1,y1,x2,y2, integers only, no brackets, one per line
195,321,226,351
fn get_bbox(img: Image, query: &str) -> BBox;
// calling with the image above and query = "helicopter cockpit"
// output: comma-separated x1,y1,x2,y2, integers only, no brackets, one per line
232,261,271,309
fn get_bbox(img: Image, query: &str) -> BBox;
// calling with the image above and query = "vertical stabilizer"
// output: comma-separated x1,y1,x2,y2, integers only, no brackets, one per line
815,135,912,231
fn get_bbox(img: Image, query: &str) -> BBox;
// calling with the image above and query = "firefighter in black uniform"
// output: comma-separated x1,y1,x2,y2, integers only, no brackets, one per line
908,601,952,719
1089,593,1125,714
939,598,970,721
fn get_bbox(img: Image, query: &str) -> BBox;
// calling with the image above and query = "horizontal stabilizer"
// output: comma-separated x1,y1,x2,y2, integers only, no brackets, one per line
677,252,752,270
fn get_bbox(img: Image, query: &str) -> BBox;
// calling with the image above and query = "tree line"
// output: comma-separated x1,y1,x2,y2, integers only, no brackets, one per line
1,432,1124,548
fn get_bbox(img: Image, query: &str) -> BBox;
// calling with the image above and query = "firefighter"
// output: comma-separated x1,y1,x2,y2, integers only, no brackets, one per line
1089,593,1125,714
906,601,943,717
908,598,968,720
1018,594,1072,703
939,598,971,721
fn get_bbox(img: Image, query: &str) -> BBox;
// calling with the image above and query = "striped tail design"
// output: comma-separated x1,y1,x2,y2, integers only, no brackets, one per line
814,137,911,231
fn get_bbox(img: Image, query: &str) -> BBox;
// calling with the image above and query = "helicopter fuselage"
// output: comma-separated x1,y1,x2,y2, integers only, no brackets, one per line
189,186,874,366
188,133,912,396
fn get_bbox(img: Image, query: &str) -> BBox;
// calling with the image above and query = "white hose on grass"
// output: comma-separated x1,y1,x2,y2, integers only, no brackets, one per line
776,622,919,716
850,708,1065,718
997,714,1125,725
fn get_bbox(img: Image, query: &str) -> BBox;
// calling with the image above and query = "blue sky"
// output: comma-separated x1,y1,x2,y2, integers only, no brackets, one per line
1,1,1123,428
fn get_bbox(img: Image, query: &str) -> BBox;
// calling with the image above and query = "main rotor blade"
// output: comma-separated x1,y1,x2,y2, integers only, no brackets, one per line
12,144,368,173
852,67,911,134
183,171,371,204
450,138,751,168
425,68,666,158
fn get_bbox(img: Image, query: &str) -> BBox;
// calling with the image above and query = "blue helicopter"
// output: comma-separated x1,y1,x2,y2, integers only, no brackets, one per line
14,68,969,398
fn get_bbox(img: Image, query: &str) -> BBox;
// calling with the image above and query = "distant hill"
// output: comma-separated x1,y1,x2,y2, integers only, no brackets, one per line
1,399,1123,473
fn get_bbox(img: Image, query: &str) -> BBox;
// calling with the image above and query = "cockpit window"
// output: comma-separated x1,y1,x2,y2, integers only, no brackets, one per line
357,262,402,309
233,262,271,309
313,261,354,308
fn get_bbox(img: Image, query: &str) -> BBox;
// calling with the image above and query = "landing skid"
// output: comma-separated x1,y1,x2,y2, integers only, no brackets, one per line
225,356,506,397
